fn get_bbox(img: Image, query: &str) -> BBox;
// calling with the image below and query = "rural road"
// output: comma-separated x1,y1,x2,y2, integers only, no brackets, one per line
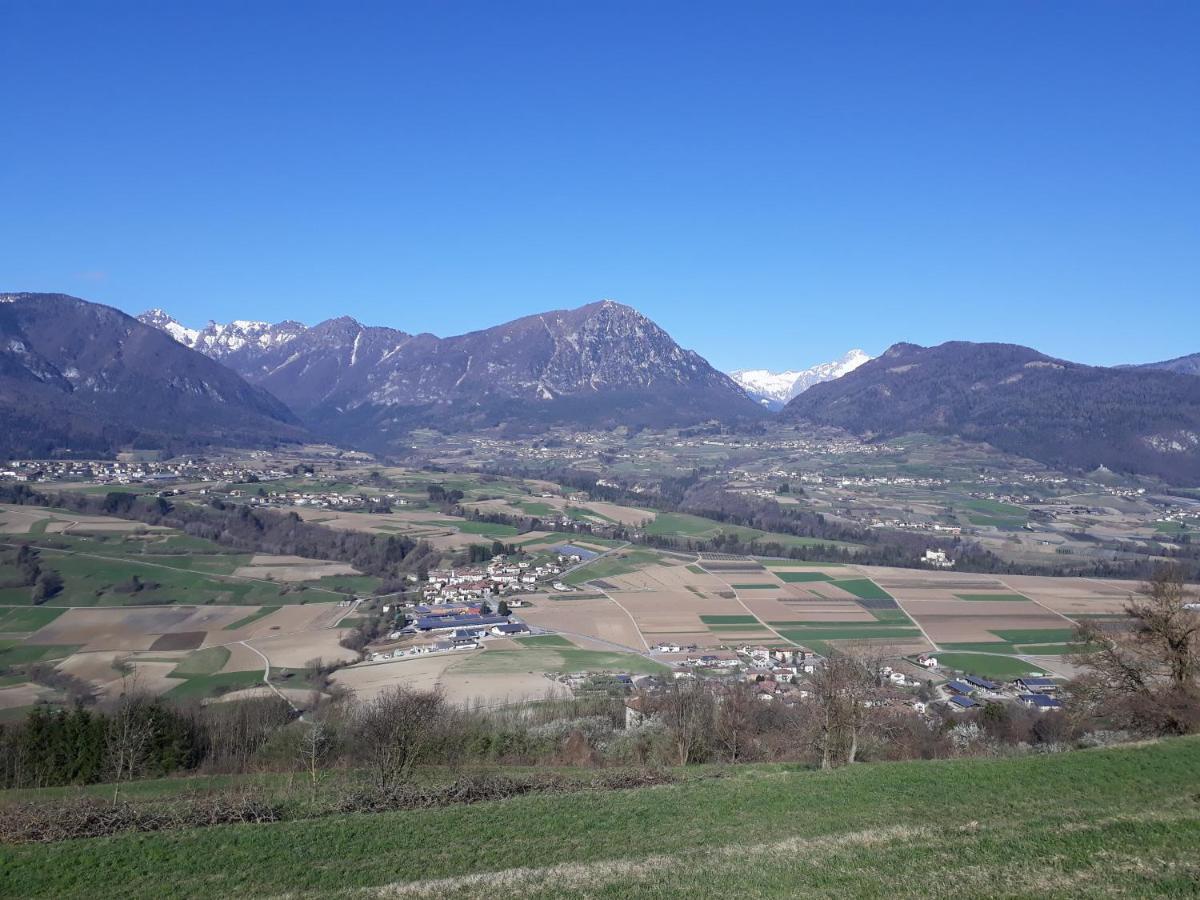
238,640,301,714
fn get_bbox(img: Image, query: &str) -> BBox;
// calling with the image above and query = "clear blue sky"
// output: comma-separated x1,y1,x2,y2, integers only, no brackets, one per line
1,1,1197,371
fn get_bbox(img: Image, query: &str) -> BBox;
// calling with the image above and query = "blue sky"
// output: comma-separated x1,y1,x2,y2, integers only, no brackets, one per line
1,1,1197,371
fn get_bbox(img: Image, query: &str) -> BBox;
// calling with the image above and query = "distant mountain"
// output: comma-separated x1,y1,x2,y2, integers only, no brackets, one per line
0,293,306,458
141,300,763,444
137,309,308,369
782,340,1200,484
1128,352,1200,377
731,349,872,410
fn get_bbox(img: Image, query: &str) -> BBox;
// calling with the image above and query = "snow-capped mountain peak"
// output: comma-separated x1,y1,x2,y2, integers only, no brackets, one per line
731,349,872,409
137,311,307,359
137,308,200,347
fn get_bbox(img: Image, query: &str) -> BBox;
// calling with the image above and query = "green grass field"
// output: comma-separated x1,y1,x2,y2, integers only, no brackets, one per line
162,669,265,700
562,550,663,586
0,641,82,669
4,738,1197,898
960,498,1029,530
434,520,521,537
0,526,353,607
169,646,231,677
699,615,759,625
729,583,779,590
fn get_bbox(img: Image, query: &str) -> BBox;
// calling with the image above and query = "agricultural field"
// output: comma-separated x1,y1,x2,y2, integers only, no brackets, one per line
550,550,1153,672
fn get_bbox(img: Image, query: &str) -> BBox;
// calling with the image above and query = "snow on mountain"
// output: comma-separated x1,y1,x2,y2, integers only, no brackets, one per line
731,349,872,409
136,308,200,347
137,310,307,363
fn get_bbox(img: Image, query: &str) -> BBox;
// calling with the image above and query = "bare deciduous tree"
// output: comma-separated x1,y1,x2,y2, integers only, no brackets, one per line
105,677,155,803
657,678,713,765
805,642,887,769
356,687,446,789
1071,566,1200,735
714,681,759,762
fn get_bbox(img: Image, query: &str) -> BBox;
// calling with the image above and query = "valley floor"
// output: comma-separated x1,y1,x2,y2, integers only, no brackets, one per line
4,737,1199,898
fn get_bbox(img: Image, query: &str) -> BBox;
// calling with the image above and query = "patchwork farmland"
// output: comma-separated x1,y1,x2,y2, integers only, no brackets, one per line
0,505,364,718
0,497,1158,719
553,549,1149,675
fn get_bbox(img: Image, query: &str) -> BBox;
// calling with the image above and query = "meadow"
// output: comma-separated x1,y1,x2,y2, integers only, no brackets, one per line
3,737,1196,898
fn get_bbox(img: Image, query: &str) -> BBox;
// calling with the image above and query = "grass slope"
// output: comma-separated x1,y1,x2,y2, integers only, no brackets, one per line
4,739,1198,898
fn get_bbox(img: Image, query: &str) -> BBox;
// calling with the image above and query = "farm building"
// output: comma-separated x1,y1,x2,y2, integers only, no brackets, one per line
948,695,979,710
963,675,999,691
1016,677,1058,693
1019,694,1064,711
416,614,511,632
491,622,531,636
945,680,975,696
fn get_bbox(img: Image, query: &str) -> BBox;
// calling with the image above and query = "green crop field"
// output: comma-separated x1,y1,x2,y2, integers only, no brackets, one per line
729,583,779,590
830,579,892,600
224,606,280,630
4,737,1197,898
1017,643,1090,656
515,635,574,648
939,641,1020,654
934,652,1042,679
762,560,845,568
700,615,758,625
991,628,1077,644
776,571,835,583
0,606,66,632
867,608,914,625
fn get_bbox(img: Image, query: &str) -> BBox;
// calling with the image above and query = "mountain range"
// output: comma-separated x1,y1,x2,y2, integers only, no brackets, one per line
0,293,305,457
4,291,1198,485
731,349,872,410
1127,352,1200,378
782,341,1200,484
138,300,763,446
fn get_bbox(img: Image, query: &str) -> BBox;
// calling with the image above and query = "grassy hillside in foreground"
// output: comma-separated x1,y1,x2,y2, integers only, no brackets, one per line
5,738,1200,898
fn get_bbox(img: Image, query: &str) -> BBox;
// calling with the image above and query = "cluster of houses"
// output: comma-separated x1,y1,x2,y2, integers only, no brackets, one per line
416,553,571,603
0,456,291,486
246,488,408,509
